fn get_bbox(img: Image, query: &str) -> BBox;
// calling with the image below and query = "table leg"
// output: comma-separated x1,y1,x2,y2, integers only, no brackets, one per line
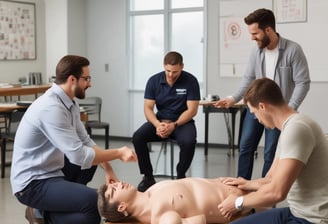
230,111,236,156
204,110,209,156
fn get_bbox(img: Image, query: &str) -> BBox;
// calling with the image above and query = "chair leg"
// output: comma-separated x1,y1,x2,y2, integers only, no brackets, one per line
154,140,175,179
105,126,109,149
154,142,167,174
1,138,6,178
87,127,92,136
170,141,174,179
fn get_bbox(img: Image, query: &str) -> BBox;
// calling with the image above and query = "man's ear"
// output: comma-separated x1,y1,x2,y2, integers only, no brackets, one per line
68,74,76,82
258,102,265,110
117,202,127,212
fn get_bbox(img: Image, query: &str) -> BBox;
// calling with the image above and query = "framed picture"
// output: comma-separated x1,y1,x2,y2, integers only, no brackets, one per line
274,0,307,23
0,0,36,60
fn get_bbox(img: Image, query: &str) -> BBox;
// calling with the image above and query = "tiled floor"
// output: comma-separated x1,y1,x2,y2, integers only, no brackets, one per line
0,138,281,224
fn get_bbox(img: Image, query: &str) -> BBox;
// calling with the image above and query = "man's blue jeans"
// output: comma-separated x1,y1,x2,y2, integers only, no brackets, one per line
231,207,313,224
238,107,280,179
15,158,99,224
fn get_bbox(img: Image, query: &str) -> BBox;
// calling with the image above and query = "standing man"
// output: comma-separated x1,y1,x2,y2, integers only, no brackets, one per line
215,8,310,179
132,51,200,192
218,78,328,224
11,55,137,224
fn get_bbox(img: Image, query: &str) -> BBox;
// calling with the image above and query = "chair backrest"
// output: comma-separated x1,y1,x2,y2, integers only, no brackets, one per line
0,114,8,134
76,96,102,122
7,109,26,135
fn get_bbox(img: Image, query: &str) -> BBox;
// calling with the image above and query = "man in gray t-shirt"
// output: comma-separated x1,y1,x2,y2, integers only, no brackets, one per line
218,78,328,224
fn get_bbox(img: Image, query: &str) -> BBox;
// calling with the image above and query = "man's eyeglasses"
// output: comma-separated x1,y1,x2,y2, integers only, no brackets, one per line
80,76,91,82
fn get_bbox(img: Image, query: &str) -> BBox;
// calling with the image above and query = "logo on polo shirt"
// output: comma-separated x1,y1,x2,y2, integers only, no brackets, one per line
176,88,187,95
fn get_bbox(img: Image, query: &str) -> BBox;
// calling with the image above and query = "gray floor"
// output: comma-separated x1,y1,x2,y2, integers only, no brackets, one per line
0,138,285,223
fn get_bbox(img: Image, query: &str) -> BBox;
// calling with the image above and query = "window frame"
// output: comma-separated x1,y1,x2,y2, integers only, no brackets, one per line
128,0,206,91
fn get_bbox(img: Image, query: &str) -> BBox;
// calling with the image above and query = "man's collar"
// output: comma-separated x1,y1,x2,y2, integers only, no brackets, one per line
51,83,74,109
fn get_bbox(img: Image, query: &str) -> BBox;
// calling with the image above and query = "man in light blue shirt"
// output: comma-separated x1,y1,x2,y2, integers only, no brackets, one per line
10,55,137,224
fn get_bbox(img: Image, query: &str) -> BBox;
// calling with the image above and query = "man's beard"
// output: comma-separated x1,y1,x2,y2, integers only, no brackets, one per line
75,86,86,99
259,34,270,49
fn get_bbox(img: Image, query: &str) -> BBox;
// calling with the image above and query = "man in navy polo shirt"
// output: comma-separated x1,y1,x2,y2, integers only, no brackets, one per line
132,51,201,192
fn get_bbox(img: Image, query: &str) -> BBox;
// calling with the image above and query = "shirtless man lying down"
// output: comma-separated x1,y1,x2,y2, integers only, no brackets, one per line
98,177,253,224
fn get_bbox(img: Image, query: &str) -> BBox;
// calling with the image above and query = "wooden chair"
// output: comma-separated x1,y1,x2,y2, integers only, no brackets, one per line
0,114,8,134
76,97,110,148
1,108,26,178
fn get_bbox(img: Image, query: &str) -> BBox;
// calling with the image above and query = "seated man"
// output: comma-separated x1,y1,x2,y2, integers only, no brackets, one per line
132,51,200,192
98,178,254,224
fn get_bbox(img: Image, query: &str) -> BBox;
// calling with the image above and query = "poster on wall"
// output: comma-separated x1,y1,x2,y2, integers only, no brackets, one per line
0,0,36,60
274,0,307,23
219,17,254,77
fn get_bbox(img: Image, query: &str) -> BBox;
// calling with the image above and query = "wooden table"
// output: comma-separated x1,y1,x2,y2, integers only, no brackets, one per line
0,103,31,133
0,84,51,97
0,85,50,134
0,103,28,113
0,103,89,124
200,101,245,157
0,84,51,114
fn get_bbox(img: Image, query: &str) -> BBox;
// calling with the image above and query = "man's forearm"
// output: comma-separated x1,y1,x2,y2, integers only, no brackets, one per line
145,109,160,127
175,110,196,126
176,101,199,126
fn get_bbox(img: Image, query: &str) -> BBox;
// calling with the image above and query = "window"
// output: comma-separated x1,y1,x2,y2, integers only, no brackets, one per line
129,0,205,90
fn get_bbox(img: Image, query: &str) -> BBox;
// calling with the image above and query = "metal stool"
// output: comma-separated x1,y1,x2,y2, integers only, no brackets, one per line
153,139,176,179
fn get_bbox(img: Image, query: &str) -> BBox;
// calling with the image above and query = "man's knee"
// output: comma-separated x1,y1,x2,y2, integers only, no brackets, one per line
132,129,141,143
176,136,196,148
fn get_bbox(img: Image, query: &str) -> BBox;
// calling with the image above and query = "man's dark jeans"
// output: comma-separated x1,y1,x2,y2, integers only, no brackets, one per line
15,158,99,224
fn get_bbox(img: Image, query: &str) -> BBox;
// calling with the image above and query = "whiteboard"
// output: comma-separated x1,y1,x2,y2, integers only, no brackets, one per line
219,0,328,81
219,0,272,77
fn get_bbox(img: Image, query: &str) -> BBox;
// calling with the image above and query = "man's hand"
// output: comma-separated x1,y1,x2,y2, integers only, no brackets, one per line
217,194,239,221
118,146,138,162
156,122,175,138
214,98,235,108
221,177,259,191
220,177,245,186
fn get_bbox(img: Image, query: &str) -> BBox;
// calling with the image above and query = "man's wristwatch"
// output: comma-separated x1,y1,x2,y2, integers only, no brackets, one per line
235,196,244,211
174,122,178,128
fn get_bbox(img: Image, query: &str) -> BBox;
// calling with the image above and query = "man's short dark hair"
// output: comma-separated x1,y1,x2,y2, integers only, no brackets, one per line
55,55,90,84
163,51,183,65
244,8,276,31
244,78,285,108
97,184,130,222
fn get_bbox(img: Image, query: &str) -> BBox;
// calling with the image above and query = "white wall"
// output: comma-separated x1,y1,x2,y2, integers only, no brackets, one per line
67,0,86,56
85,0,131,137
45,0,87,79
206,0,328,145
0,0,46,84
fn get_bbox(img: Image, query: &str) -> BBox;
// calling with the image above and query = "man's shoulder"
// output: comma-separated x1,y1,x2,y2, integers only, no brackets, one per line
279,36,303,51
181,70,198,81
146,71,165,85
149,71,165,80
